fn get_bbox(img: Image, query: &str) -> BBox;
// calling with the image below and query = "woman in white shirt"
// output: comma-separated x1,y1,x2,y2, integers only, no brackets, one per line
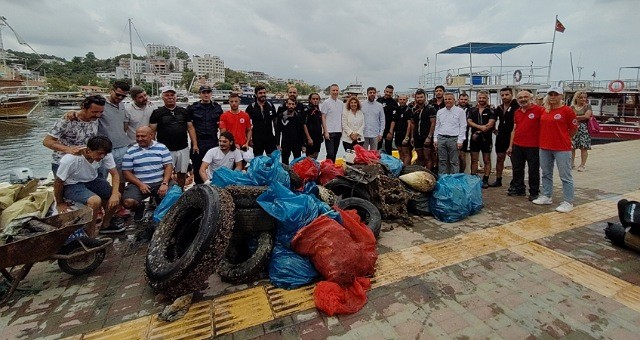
199,131,243,182
341,96,365,151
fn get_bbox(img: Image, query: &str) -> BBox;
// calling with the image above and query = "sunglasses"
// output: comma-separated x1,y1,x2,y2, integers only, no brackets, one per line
114,92,127,98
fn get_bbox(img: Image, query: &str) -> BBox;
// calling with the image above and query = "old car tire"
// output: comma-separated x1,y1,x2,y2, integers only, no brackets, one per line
234,208,277,233
218,232,274,284
225,185,267,209
336,197,382,238
324,178,371,201
400,164,438,179
57,237,106,276
145,185,234,297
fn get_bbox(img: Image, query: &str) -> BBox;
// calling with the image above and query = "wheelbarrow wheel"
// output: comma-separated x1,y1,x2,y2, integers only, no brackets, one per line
57,238,106,276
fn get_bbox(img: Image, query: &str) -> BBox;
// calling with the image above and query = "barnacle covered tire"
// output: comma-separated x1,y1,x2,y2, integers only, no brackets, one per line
218,232,274,284
324,178,371,201
145,185,234,297
225,185,267,209
336,197,382,238
57,238,106,276
234,208,277,233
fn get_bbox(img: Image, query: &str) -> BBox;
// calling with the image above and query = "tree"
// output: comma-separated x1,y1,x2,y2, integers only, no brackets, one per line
176,51,189,59
156,50,170,59
217,82,233,90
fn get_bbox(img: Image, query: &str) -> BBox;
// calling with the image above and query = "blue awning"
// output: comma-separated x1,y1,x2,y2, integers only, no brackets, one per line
438,42,550,55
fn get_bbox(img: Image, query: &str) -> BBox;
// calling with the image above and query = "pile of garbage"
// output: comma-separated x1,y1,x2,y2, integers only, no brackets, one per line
605,199,640,252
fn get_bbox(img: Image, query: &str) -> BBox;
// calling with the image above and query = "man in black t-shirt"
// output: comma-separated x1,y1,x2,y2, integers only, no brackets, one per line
490,87,519,188
390,94,412,166
149,86,197,188
467,90,496,188
377,85,398,154
411,89,436,169
303,93,324,159
245,85,277,156
457,93,471,173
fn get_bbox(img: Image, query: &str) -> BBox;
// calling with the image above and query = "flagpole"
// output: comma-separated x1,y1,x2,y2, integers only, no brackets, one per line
547,15,558,85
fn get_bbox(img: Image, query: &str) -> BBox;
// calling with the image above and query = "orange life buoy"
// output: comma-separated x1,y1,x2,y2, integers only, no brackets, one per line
609,80,625,93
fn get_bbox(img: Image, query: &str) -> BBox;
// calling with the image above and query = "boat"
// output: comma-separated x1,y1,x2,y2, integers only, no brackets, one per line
0,67,42,119
590,120,640,144
342,79,366,100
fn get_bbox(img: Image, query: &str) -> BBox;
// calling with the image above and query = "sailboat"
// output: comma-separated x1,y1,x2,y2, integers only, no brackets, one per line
0,16,43,119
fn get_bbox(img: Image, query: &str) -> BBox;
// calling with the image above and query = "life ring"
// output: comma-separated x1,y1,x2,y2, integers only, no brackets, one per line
513,70,522,82
446,73,453,86
609,80,625,93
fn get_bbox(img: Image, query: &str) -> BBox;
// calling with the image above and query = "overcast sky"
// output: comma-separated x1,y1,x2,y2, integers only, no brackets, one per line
2,0,639,91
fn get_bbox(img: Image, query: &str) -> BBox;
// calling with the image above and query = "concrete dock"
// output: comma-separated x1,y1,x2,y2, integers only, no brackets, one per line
1,139,639,339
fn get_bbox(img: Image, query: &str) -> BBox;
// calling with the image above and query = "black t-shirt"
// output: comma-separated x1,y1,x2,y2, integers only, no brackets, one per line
392,105,412,137
377,96,398,133
187,101,223,142
494,99,519,137
246,101,277,141
429,97,446,111
275,110,305,146
149,106,191,151
467,106,496,138
412,104,436,137
303,105,323,140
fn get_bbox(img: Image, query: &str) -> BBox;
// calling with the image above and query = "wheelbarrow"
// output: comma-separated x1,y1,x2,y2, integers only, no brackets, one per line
0,207,112,304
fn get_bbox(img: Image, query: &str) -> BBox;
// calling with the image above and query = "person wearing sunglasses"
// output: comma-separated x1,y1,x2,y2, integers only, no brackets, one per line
97,81,131,180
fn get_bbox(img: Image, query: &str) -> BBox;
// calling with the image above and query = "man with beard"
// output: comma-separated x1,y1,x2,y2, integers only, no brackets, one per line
361,87,385,150
490,87,519,188
429,85,446,110
411,89,436,169
457,93,471,172
124,86,156,143
303,93,324,159
276,97,305,164
246,85,277,156
320,84,343,162
389,94,413,166
98,81,131,178
187,85,224,184
507,90,544,201
277,86,306,115
378,85,398,154
467,90,496,188
149,86,197,189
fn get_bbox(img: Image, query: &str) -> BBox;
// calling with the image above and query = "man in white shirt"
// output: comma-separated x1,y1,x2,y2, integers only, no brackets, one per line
54,136,122,236
199,131,243,182
124,86,156,143
433,93,467,175
361,87,385,150
320,84,343,162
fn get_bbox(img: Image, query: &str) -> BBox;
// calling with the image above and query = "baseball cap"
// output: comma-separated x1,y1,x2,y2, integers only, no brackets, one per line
161,86,176,94
199,85,213,92
546,86,563,95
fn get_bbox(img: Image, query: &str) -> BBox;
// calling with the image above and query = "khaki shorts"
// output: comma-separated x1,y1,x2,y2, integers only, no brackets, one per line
170,147,190,173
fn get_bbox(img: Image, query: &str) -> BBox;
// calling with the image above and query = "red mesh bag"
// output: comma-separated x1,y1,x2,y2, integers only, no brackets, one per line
314,277,371,316
353,145,380,165
318,160,345,185
291,157,320,182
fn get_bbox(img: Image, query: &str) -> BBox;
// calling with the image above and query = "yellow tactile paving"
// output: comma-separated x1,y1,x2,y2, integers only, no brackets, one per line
213,287,273,336
148,301,213,340
82,315,151,339
79,190,640,339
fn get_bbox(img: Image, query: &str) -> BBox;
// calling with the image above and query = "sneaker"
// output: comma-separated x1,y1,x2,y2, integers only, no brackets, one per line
577,165,585,172
100,219,126,234
532,195,553,205
555,201,574,213
508,191,526,197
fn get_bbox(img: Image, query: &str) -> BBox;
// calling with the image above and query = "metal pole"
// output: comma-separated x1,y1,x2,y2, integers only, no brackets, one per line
129,18,135,86
469,43,473,90
547,15,558,84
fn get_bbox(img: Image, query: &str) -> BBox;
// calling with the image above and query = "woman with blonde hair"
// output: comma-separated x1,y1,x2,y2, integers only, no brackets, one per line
570,91,593,171
341,96,365,151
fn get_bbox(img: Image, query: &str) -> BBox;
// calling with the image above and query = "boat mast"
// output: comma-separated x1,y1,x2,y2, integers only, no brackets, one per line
0,20,5,68
546,15,558,84
129,18,135,86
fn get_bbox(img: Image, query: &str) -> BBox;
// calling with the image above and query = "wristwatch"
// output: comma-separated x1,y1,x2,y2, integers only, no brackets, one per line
161,182,168,186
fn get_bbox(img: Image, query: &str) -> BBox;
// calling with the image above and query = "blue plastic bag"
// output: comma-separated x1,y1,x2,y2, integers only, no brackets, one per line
248,150,290,188
429,174,483,223
380,153,403,177
211,167,255,187
153,185,183,222
269,243,318,289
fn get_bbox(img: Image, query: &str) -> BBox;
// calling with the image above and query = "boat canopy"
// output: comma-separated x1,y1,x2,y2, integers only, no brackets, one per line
438,42,550,55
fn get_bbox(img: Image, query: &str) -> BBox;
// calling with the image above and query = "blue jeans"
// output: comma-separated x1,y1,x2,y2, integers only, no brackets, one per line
539,149,574,203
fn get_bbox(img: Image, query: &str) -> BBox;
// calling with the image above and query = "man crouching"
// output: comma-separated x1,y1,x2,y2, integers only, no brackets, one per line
54,136,122,237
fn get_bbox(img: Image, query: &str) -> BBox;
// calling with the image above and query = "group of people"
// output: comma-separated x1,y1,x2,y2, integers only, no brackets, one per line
44,80,592,237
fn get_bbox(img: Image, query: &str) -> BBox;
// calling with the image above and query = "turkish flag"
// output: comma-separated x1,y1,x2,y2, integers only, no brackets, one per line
555,19,566,33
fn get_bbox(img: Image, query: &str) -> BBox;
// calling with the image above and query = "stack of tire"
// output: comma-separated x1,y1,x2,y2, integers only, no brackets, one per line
144,184,277,298
323,178,382,239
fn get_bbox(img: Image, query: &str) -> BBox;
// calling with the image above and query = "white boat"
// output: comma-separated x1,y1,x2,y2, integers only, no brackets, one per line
342,80,366,100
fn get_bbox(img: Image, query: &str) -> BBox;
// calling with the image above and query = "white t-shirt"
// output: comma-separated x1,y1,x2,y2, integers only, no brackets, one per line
124,101,157,143
56,153,116,185
202,147,242,176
